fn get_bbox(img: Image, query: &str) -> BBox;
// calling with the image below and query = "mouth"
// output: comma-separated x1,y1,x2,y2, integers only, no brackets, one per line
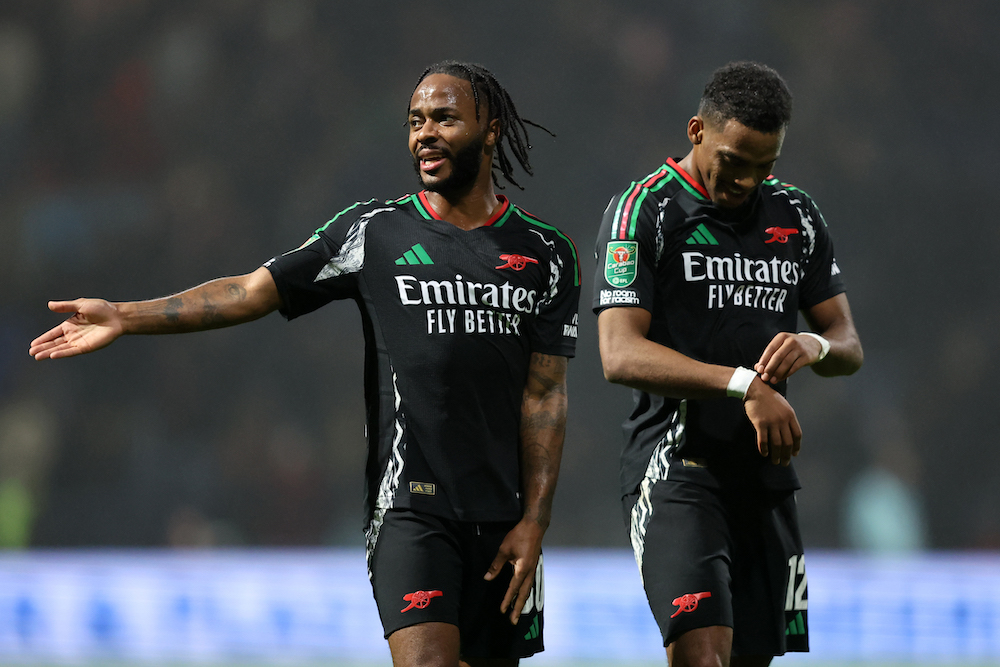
721,185,749,203
420,157,447,173
416,150,450,174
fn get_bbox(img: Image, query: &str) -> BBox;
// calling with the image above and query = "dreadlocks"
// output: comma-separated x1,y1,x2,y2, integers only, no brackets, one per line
411,61,554,190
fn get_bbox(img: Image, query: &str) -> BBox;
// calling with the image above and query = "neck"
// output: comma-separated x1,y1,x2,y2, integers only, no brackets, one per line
676,149,702,189
423,175,499,231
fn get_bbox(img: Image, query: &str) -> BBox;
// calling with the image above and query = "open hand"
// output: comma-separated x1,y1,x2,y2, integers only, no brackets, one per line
29,299,124,360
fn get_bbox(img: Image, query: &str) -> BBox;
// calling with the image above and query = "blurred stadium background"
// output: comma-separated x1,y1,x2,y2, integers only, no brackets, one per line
1,0,998,664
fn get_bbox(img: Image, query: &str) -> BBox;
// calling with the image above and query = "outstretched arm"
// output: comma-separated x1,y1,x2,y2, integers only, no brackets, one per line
754,293,864,384
599,307,802,466
485,352,568,625
29,266,281,360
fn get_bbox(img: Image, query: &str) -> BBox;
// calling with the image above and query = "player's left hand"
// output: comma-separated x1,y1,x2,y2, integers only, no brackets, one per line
484,517,544,625
754,332,825,384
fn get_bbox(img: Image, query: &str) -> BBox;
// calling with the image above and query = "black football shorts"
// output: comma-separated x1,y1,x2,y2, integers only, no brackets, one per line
624,479,809,656
367,507,544,659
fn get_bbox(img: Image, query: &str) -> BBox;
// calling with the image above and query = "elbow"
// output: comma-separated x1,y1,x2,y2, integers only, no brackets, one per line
815,340,864,378
600,350,633,385
848,343,864,375
841,335,864,376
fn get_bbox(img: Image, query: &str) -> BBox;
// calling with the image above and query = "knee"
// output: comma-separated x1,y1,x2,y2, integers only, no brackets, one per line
668,651,727,667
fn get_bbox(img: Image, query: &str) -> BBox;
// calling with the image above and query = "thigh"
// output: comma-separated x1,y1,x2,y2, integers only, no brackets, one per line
369,509,464,638
388,622,461,667
627,480,734,647
728,490,808,657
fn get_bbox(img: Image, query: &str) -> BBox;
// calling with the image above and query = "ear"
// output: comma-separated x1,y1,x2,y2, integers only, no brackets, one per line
687,116,704,146
485,117,500,148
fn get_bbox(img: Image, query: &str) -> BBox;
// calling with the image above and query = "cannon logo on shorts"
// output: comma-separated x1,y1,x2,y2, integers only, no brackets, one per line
670,591,712,618
401,590,443,612
605,241,638,288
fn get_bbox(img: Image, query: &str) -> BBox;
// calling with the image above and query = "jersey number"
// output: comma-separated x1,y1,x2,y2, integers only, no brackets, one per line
519,554,545,615
784,554,808,612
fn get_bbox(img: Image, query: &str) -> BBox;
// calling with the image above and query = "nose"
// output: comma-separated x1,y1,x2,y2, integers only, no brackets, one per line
414,120,439,146
733,168,761,190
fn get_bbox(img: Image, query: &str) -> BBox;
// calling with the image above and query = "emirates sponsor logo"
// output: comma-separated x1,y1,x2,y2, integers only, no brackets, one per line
682,250,801,313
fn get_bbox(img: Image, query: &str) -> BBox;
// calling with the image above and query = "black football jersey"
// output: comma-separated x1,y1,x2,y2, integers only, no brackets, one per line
593,158,845,495
266,192,580,523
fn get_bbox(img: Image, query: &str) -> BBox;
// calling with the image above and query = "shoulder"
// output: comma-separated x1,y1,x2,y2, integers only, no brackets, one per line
314,195,424,235
760,178,826,221
604,160,708,239
758,177,834,257
504,204,581,288
509,205,575,247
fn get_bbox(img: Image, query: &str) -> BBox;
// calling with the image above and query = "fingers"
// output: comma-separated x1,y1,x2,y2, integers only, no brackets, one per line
757,426,769,460
484,552,507,582
484,550,526,623
746,385,802,467
504,563,536,625
485,523,542,625
29,326,72,359
48,300,84,313
756,333,818,383
761,414,801,466
486,548,531,623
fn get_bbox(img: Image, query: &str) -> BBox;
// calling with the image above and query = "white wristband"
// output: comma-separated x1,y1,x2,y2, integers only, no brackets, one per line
726,366,758,399
799,332,830,362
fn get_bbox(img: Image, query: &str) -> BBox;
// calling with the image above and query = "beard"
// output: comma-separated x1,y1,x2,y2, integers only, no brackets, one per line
413,131,486,197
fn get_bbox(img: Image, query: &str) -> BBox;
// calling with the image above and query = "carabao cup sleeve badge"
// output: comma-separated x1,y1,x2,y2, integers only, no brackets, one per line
605,241,639,288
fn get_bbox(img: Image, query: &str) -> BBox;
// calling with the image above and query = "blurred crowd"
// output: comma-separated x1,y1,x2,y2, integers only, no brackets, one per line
1,0,999,551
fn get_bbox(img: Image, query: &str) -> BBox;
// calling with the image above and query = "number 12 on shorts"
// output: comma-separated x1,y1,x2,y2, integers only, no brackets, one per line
784,554,808,612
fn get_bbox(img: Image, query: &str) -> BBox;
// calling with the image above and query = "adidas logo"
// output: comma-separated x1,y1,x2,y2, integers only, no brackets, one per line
786,611,806,636
685,223,718,246
395,243,434,265
523,615,540,640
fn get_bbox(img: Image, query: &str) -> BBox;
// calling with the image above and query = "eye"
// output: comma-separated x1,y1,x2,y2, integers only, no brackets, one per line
409,117,424,129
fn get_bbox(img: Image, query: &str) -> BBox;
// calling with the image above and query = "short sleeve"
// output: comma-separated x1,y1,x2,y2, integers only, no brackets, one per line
529,234,581,358
264,200,375,319
592,190,660,314
795,194,846,309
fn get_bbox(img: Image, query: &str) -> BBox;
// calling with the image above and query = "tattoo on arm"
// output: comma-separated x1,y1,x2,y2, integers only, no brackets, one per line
200,283,249,327
519,353,569,529
225,283,247,301
162,297,184,324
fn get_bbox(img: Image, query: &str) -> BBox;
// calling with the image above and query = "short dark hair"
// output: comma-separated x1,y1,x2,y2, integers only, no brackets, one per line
698,61,792,134
412,60,553,189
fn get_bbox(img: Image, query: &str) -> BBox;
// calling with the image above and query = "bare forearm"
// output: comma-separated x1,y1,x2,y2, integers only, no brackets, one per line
599,309,734,398
519,355,568,531
602,334,736,399
811,321,864,377
805,294,864,377
119,269,279,335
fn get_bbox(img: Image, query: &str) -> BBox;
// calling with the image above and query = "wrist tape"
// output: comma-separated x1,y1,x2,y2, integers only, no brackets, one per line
726,366,757,399
799,332,831,362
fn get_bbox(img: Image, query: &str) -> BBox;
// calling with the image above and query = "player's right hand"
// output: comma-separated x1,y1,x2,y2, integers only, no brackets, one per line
29,299,124,360
742,377,802,466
